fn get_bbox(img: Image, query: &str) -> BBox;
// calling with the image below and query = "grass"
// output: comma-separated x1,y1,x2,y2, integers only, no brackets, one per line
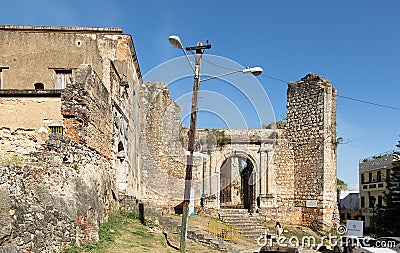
63,211,220,253
263,221,322,239
170,214,260,251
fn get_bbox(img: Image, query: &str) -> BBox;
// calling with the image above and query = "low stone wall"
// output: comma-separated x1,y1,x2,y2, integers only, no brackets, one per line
0,136,117,252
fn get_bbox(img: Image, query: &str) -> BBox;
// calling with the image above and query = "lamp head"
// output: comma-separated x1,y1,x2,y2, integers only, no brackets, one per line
168,35,183,49
242,67,263,76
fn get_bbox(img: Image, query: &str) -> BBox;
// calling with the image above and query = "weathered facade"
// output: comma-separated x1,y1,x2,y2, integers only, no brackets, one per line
0,25,141,251
0,24,339,251
140,74,338,229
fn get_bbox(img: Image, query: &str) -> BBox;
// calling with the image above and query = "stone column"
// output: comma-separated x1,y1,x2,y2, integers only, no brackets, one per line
201,152,218,208
202,156,210,196
259,144,274,208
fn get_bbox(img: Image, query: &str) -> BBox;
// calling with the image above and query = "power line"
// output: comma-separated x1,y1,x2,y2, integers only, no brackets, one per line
261,74,400,111
336,95,400,111
202,58,400,111
261,74,288,83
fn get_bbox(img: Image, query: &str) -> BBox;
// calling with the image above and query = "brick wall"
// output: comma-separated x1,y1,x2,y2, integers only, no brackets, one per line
61,65,113,158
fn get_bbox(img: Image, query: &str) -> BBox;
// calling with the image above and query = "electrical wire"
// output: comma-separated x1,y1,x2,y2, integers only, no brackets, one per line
201,58,400,111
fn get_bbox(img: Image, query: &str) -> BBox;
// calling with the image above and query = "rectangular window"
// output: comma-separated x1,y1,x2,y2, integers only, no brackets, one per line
0,67,9,89
48,126,63,135
369,172,373,182
377,171,382,182
361,196,365,208
369,196,375,208
361,174,365,184
378,195,383,208
54,69,72,89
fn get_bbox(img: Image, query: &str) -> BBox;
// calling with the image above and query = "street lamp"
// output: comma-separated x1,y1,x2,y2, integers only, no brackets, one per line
168,34,263,252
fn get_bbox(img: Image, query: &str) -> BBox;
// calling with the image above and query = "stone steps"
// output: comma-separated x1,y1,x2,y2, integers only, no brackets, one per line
159,215,239,253
220,209,268,239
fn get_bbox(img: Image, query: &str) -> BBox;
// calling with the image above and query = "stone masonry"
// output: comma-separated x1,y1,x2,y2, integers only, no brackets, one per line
0,136,116,252
140,73,338,230
0,24,338,251
0,25,142,251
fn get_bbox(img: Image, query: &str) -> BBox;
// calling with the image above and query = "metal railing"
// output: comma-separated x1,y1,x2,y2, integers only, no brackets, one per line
208,220,243,242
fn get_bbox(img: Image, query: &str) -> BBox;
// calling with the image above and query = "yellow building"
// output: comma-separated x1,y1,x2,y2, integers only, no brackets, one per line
359,152,395,229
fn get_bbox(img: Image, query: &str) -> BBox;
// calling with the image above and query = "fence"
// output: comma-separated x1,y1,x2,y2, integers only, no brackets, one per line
208,219,243,242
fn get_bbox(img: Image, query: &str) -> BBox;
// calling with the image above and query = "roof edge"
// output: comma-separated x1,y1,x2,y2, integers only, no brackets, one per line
0,25,123,34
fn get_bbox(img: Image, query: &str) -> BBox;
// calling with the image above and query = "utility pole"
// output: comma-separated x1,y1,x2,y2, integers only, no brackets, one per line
168,35,261,252
180,41,210,252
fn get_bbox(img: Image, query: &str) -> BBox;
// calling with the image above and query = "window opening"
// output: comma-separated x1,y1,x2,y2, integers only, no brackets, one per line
34,83,44,90
54,69,72,89
48,126,63,135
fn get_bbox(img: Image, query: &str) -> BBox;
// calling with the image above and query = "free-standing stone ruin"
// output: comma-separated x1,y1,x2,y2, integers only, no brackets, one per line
140,73,338,230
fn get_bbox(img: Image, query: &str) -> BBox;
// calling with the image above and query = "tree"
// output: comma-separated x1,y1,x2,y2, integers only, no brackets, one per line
376,140,400,234
337,178,348,190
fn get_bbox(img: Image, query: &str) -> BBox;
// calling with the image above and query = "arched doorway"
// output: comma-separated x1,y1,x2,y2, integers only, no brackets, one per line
220,156,255,211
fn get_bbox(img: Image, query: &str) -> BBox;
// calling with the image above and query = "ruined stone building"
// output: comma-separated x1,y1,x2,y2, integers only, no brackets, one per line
0,24,338,252
141,74,338,230
0,25,141,251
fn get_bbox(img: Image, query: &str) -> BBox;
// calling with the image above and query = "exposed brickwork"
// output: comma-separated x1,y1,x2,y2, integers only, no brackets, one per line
0,26,142,251
61,65,113,157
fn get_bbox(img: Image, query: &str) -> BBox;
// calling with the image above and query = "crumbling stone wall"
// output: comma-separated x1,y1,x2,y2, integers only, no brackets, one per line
0,136,116,252
140,74,337,229
0,25,142,251
140,82,191,209
0,128,42,159
286,73,337,228
61,65,113,158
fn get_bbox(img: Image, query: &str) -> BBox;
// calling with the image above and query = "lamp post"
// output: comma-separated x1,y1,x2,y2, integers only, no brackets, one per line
168,35,263,252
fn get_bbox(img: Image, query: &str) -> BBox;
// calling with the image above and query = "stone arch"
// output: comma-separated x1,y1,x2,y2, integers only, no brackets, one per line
34,82,44,90
217,150,257,211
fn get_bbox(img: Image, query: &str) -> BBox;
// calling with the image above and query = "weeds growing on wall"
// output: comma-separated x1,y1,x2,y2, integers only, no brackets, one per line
0,155,24,166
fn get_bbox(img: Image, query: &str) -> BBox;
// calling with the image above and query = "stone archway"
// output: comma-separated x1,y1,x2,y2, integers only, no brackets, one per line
219,155,256,211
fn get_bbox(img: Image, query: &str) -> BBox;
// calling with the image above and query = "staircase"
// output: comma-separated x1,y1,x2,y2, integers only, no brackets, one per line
219,209,267,239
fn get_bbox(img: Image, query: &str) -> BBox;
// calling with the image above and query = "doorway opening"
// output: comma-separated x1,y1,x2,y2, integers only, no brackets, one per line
220,156,255,211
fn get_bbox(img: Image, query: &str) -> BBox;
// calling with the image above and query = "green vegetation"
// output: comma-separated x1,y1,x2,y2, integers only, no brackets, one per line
376,140,400,234
63,211,221,253
337,178,348,191
64,211,140,253
0,154,24,166
209,130,230,147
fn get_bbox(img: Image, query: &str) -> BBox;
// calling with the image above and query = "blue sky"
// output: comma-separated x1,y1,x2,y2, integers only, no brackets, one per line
2,0,400,187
